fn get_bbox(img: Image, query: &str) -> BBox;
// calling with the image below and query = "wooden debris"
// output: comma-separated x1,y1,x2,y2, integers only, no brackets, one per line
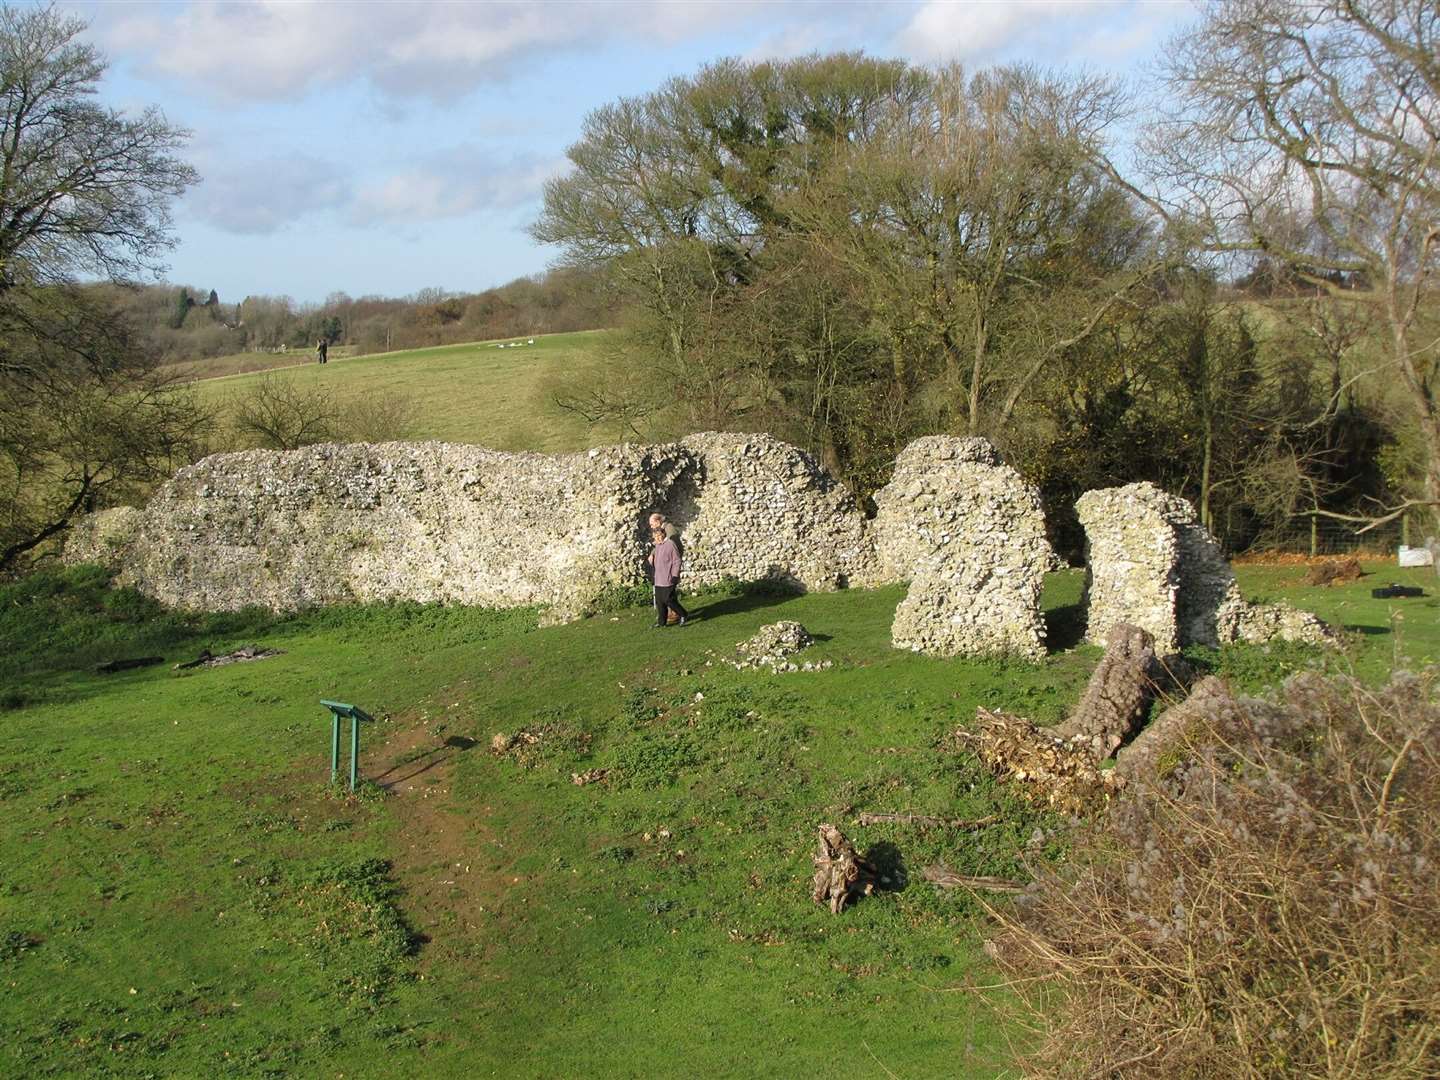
1053,623,1173,760
810,823,878,915
1114,676,1241,786
173,645,283,670
856,811,998,830
960,707,1123,814
1304,556,1362,586
490,730,539,755
921,864,1025,894
95,656,164,674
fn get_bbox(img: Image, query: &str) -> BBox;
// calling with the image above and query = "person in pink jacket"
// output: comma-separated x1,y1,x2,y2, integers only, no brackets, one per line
649,526,689,628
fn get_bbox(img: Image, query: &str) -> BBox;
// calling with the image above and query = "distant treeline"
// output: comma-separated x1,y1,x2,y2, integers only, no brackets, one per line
89,267,611,365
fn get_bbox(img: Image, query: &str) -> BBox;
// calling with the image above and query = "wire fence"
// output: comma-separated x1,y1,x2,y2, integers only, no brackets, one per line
1245,515,1427,558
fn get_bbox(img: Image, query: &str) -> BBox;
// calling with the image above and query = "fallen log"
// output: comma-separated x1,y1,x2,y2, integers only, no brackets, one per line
1054,623,1166,760
921,864,1026,894
95,656,164,674
856,811,998,830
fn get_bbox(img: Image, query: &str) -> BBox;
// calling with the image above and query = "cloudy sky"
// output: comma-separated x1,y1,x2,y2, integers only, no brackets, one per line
73,0,1197,305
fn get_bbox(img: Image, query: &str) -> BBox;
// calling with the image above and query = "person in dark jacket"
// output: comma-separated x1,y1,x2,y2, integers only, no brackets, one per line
650,527,688,628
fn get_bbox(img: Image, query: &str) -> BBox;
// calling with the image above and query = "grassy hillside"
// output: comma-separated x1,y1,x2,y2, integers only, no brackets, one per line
1,562,1435,1077
191,331,622,453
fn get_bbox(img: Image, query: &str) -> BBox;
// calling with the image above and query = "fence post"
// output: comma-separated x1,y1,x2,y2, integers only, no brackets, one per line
1401,512,1410,549
1309,513,1318,558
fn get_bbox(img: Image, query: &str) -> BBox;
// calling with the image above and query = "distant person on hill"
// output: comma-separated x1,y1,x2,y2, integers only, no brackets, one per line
649,526,688,628
316,338,328,364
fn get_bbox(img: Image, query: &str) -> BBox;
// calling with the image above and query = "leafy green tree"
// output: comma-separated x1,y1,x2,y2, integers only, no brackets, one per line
168,287,193,329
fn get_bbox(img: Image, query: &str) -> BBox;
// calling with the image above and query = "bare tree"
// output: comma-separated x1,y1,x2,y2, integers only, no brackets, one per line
1142,0,1440,531
0,5,202,573
230,374,337,450
799,64,1163,434
0,5,195,300
0,288,209,572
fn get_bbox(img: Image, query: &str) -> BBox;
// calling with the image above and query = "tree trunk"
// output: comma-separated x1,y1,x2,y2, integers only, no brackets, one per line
1200,421,1214,530
968,311,987,434
1389,288,1440,536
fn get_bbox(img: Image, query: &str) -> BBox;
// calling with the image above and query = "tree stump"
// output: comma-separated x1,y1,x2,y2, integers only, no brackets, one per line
810,823,877,915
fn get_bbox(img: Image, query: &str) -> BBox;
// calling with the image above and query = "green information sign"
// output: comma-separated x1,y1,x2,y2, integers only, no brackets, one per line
319,700,374,791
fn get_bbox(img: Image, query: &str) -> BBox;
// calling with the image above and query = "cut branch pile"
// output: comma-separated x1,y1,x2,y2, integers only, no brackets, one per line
1303,556,1362,586
961,707,1123,815
810,823,877,915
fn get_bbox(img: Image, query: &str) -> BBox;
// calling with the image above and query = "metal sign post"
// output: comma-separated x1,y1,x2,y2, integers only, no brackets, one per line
320,700,374,792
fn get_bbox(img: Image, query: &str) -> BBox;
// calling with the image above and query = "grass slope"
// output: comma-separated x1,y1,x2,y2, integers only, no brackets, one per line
1,562,1436,1077
191,331,617,452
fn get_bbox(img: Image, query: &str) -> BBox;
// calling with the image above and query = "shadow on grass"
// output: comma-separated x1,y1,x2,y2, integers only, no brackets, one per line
1044,602,1087,654
864,840,909,893
687,587,804,623
374,736,478,789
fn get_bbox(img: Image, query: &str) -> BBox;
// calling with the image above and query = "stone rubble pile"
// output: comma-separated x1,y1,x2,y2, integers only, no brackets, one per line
727,620,832,672
874,437,1052,661
1076,482,1330,653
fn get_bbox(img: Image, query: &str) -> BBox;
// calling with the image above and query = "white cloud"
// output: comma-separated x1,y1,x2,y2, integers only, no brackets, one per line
350,151,566,224
187,153,352,234
895,0,1135,65
98,0,772,105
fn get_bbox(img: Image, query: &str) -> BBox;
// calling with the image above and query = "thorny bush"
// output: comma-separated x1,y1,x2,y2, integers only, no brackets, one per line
990,669,1440,1079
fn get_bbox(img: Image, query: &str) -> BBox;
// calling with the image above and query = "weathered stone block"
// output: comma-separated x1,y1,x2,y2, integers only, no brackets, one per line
876,437,1051,660
1076,481,1330,652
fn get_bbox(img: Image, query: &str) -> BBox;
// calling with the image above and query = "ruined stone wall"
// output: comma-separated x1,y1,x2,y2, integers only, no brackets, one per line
872,437,1052,660
62,506,143,572
73,434,875,621
666,433,874,591
68,435,1328,658
1077,482,1329,652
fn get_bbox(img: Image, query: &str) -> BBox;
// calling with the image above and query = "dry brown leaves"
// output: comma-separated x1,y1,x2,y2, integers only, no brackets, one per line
957,707,1123,815
1303,556,1364,586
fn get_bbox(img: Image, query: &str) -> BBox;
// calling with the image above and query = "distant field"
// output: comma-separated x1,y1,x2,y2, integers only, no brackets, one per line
189,331,622,453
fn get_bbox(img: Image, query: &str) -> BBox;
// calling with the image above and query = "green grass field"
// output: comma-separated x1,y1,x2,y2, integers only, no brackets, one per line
191,331,621,453
2,561,1435,1077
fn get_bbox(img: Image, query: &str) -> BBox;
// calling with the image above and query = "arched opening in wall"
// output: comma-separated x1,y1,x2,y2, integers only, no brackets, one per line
655,465,702,549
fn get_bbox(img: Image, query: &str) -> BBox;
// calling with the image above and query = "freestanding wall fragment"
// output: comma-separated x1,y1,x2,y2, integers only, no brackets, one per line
1076,482,1330,653
65,434,876,622
874,437,1052,660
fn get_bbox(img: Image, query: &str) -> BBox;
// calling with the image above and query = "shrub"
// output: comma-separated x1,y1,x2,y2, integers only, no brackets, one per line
989,669,1440,1078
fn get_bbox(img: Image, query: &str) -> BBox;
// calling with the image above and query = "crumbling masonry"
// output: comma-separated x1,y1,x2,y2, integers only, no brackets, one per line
1076,482,1330,653
872,437,1051,660
66,437,1327,656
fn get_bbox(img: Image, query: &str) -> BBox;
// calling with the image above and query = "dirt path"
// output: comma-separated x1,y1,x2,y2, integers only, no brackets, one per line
369,720,516,968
